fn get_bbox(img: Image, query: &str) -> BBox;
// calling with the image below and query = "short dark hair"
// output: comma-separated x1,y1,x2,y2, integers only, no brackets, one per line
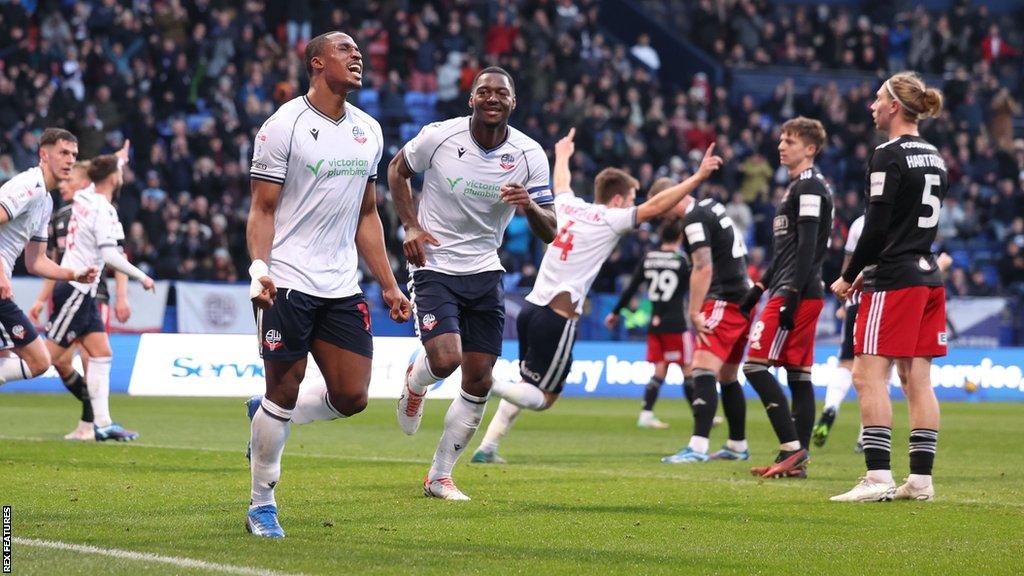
472,66,515,94
87,154,119,183
659,219,683,244
40,128,77,147
304,32,342,77
594,168,639,204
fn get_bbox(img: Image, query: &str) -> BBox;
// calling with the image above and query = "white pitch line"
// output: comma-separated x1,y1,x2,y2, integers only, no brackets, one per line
14,537,306,576
0,434,816,489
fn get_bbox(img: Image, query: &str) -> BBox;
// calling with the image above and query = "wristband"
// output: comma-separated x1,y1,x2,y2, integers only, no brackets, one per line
249,260,270,299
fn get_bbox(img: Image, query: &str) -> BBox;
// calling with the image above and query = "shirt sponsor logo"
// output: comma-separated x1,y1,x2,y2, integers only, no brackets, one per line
421,313,437,331
445,177,464,192
264,329,283,351
684,223,706,244
445,176,502,199
773,214,789,234
305,158,370,178
870,172,886,197
352,126,367,144
499,153,516,170
798,194,822,217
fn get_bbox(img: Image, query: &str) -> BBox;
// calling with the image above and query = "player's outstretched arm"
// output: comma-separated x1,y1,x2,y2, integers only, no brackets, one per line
636,144,722,224
355,181,411,323
687,246,714,343
23,240,97,283
553,128,575,196
388,148,439,268
29,278,56,324
247,179,280,309
99,246,154,291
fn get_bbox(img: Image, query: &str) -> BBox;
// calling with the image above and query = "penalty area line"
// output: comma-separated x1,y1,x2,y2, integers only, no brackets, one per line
13,537,306,576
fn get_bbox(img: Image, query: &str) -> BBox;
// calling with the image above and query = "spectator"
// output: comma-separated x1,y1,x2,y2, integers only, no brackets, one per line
630,33,660,73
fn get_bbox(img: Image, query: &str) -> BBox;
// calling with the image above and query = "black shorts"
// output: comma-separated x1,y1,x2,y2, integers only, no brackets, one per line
255,288,373,361
517,302,578,394
409,269,505,356
840,303,859,361
0,298,38,349
46,282,104,348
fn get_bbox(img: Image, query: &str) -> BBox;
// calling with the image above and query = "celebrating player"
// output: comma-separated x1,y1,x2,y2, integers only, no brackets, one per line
661,192,753,463
471,130,722,465
244,31,411,537
31,149,134,441
606,212,693,430
740,117,833,479
38,145,152,442
388,66,558,500
830,72,947,502
0,128,97,388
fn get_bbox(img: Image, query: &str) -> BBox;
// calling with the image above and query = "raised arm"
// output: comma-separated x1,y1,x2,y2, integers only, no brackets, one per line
355,180,411,322
636,144,722,224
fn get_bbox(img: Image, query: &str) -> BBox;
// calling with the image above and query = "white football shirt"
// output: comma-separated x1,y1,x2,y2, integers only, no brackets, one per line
0,166,52,279
844,215,864,254
526,193,636,314
403,116,553,275
61,186,126,295
251,96,383,298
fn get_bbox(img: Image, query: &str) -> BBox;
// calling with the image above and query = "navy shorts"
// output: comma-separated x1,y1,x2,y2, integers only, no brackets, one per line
840,303,858,361
517,302,578,394
46,282,103,348
409,270,504,356
0,298,39,349
255,288,373,361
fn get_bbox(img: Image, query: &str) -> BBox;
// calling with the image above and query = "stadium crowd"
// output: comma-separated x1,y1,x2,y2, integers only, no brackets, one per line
0,0,1022,307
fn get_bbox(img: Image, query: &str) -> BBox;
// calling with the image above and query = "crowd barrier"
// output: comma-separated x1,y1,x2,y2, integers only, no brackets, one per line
3,334,1021,402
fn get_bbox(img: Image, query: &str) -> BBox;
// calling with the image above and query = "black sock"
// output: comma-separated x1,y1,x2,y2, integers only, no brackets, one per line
743,363,798,445
690,369,718,439
719,380,746,441
862,426,892,471
909,428,938,475
62,371,93,423
642,376,664,411
682,375,694,406
787,370,815,450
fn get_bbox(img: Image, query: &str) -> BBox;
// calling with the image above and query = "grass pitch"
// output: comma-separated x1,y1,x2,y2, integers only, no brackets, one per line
1,393,1022,575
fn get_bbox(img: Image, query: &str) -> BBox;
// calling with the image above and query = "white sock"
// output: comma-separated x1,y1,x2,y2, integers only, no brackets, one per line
408,351,441,395
866,468,894,484
0,356,32,385
906,473,932,488
478,399,521,453
825,366,853,412
428,391,488,481
781,440,801,452
87,357,113,427
726,439,748,452
687,435,709,454
491,379,546,410
250,398,292,508
291,381,345,425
